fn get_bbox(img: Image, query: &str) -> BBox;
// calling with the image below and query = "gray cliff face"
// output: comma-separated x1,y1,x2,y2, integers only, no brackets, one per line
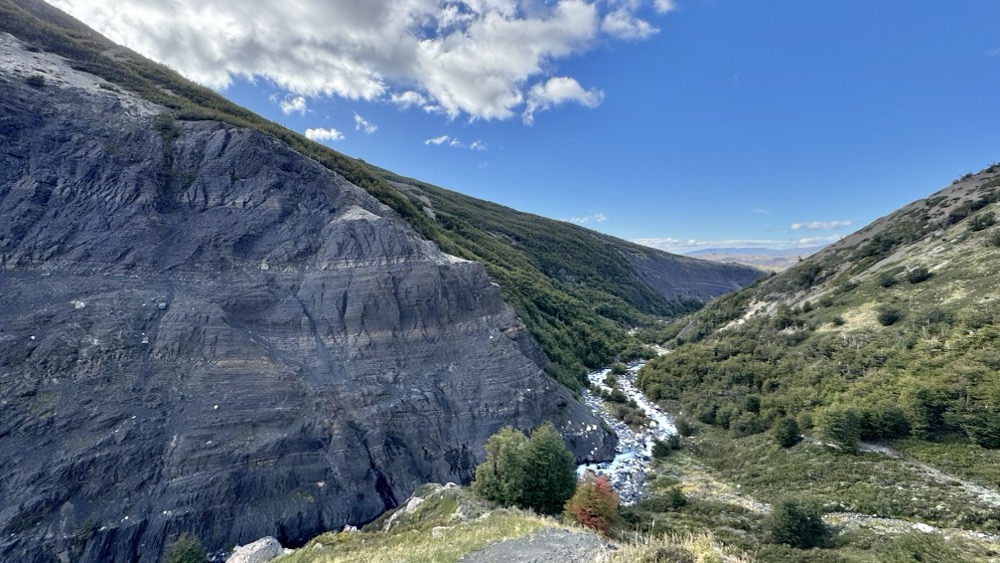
627,251,765,304
0,38,614,562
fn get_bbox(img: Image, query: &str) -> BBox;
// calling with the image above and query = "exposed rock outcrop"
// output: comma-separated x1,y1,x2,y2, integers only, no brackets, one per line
225,537,285,563
0,34,614,563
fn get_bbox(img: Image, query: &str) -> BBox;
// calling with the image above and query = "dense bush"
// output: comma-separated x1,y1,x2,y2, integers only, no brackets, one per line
25,73,46,87
766,498,830,549
163,534,207,563
815,406,862,454
877,307,903,326
969,211,996,232
563,473,619,535
906,266,932,284
772,417,802,448
473,423,576,515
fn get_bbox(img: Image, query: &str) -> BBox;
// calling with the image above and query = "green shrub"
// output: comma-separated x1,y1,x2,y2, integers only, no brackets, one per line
163,533,207,563
773,417,802,448
766,498,830,549
674,416,695,437
877,307,903,326
969,211,996,232
815,406,862,453
878,273,899,288
610,362,628,376
652,438,673,460
637,488,687,512
25,73,45,87
730,412,767,437
906,266,932,284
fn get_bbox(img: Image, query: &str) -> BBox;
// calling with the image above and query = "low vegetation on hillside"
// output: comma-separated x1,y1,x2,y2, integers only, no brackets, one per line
639,164,1000,451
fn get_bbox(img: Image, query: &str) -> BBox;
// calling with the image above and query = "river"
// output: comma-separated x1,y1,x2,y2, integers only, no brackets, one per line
576,361,676,505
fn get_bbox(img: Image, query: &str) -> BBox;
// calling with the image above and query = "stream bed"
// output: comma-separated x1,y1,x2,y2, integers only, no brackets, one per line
577,362,676,505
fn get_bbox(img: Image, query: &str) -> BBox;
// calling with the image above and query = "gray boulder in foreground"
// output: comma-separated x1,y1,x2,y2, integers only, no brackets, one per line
0,34,614,563
225,537,285,563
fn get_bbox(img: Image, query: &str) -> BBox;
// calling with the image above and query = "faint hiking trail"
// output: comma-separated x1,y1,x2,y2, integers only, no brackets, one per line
858,441,1000,509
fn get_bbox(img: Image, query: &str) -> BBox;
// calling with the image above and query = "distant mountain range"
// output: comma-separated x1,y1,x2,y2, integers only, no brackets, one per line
685,245,828,271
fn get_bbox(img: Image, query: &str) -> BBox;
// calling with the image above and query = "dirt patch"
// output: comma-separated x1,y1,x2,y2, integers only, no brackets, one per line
458,527,614,563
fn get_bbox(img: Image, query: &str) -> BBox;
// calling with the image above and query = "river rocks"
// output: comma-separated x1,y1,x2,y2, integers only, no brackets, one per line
0,33,614,563
579,364,676,505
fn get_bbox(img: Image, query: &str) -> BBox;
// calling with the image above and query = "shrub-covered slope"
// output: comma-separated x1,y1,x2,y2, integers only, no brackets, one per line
639,162,1000,449
0,0,762,390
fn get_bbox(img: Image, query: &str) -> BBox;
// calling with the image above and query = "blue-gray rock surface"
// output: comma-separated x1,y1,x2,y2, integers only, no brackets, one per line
0,34,614,562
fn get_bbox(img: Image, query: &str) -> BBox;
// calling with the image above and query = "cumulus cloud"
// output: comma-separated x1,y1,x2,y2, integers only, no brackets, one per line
790,220,853,231
49,0,671,122
305,128,345,142
569,213,607,224
524,76,604,124
602,9,658,39
354,113,378,134
278,95,308,115
424,135,485,150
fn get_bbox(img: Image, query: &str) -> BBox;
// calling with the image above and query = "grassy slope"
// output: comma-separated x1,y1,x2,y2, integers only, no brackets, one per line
0,0,760,389
639,163,1000,442
627,163,1000,559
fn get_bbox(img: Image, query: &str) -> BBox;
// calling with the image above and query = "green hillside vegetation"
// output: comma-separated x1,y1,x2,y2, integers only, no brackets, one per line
0,0,747,389
639,163,1000,458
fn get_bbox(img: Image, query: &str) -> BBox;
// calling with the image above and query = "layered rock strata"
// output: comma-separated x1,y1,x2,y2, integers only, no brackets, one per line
0,34,614,562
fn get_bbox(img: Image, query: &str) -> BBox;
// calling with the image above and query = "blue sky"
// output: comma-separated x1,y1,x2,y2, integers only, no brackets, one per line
53,1,1000,253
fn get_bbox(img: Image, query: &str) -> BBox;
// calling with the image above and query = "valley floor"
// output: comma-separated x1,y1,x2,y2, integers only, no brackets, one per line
276,360,1000,562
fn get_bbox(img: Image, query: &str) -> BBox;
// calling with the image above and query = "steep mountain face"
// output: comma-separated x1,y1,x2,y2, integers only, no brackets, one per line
0,0,765,396
0,35,616,562
640,163,1000,449
383,173,765,387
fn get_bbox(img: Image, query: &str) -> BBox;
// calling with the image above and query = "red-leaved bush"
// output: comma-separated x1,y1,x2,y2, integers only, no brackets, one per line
563,473,619,535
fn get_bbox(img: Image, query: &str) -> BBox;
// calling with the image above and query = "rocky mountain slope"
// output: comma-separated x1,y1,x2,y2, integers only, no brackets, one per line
0,1,761,561
640,162,1000,449
0,0,763,392
0,31,616,563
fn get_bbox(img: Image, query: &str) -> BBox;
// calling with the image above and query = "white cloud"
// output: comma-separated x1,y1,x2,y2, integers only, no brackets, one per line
279,95,308,115
570,212,608,224
790,220,853,231
391,91,430,110
424,135,486,150
987,47,1000,56
524,76,604,124
601,9,658,40
653,0,676,14
633,235,844,254
354,113,378,134
49,0,670,123
305,128,345,142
